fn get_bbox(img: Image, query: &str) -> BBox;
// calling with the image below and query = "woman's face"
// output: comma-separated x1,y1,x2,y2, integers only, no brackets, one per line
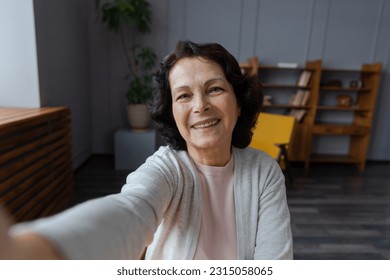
169,57,240,163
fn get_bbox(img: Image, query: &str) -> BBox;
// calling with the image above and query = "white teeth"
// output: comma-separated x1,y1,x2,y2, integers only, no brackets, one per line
193,120,218,129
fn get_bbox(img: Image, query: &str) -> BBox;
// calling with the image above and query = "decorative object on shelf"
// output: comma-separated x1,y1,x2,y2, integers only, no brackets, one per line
337,94,352,107
95,0,157,129
324,79,342,87
350,80,363,88
263,95,272,106
276,62,298,68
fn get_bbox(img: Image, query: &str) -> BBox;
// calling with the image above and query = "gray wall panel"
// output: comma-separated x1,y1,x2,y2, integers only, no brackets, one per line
307,0,330,60
167,0,187,51
322,0,382,67
369,0,390,159
184,0,242,54
34,0,92,168
254,0,313,64
237,0,258,62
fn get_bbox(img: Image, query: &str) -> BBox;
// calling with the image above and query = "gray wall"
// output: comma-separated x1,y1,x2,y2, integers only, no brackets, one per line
34,0,92,168
34,0,390,163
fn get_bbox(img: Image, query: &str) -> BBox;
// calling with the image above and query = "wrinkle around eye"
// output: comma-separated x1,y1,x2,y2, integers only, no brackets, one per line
209,86,224,93
175,93,192,102
207,86,227,96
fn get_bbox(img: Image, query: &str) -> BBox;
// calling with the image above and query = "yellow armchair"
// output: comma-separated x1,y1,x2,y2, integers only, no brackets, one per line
250,112,297,182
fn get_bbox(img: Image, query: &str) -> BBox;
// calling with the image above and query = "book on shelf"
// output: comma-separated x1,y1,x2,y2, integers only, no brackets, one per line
290,108,307,122
296,70,312,87
289,90,308,106
289,88,311,122
289,90,306,106
300,90,310,106
293,109,307,122
288,70,312,122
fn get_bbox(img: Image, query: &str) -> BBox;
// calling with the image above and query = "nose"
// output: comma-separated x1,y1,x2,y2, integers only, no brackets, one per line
193,93,210,114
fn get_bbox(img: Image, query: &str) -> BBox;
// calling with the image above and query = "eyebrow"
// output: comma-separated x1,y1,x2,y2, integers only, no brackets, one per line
205,77,228,86
171,77,228,93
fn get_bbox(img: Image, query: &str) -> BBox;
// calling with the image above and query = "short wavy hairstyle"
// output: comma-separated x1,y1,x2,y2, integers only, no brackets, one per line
149,40,263,150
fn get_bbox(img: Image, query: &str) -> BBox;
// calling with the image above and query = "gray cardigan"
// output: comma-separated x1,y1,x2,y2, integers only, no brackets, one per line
11,146,293,259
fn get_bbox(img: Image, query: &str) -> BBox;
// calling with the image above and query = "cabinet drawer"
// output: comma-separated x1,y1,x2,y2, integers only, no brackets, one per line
313,125,369,135
342,126,369,135
313,125,343,134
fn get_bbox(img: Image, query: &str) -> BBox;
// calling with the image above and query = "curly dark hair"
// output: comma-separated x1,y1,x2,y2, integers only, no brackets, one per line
149,40,263,150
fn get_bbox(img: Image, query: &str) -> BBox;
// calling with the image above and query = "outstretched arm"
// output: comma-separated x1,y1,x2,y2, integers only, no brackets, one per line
6,193,157,260
1,147,177,260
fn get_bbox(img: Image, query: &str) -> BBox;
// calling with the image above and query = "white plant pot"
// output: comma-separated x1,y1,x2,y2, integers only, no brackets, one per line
127,104,151,130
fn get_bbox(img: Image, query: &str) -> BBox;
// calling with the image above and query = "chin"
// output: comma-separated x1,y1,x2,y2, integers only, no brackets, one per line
192,139,229,151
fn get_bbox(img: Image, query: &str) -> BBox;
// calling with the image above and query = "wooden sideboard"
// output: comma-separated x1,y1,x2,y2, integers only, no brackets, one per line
0,107,73,222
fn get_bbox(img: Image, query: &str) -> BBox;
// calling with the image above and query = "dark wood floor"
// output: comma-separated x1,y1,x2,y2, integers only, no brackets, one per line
73,155,390,260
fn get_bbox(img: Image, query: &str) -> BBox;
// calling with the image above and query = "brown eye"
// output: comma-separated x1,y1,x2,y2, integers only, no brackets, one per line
177,93,190,101
209,87,223,93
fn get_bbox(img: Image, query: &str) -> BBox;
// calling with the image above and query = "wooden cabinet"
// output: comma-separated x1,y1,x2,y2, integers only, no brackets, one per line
241,58,382,170
0,107,73,222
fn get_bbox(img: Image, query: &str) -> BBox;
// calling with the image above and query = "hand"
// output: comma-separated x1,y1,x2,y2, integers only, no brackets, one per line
0,207,63,259
0,207,17,259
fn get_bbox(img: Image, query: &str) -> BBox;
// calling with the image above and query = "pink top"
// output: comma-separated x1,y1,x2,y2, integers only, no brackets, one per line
193,156,237,259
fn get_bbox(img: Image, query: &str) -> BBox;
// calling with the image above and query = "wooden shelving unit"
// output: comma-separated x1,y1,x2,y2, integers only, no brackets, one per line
311,63,382,170
241,58,382,171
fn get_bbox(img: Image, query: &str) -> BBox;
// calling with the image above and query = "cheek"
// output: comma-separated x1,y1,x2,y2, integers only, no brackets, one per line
172,105,187,129
225,98,240,119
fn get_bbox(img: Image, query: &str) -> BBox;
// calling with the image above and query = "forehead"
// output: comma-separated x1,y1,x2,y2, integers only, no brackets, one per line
169,57,226,85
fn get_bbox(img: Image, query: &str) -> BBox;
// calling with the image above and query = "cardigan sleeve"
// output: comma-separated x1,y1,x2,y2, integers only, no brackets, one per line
10,148,178,260
254,160,293,259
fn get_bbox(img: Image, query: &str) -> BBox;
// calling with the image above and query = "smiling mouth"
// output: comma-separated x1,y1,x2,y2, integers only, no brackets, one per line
192,119,220,129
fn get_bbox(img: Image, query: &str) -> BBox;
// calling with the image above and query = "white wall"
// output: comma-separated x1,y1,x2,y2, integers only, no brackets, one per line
0,0,40,107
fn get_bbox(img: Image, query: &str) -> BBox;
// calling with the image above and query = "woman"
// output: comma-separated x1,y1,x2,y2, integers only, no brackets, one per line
0,40,292,260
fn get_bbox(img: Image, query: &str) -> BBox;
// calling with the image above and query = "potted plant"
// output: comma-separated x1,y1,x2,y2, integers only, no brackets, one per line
95,0,157,129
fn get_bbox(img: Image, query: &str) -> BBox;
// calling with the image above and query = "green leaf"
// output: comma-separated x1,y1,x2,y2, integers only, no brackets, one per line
95,0,156,104
137,47,157,70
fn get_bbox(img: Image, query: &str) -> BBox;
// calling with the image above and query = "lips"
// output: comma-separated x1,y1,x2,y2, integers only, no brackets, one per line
191,119,219,129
